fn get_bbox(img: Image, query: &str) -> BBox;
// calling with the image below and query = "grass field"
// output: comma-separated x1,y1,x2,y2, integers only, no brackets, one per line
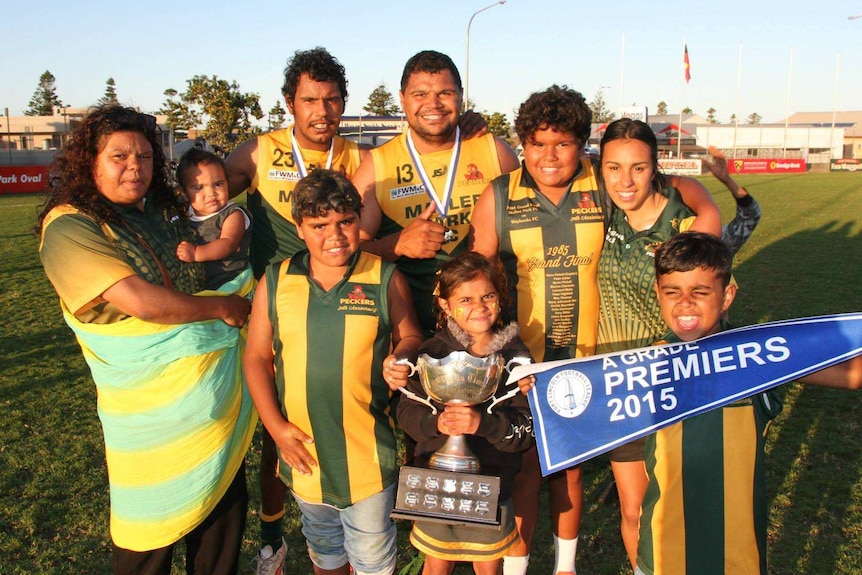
1,172,860,574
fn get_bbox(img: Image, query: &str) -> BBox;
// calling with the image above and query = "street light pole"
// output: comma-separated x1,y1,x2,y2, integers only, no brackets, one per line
464,0,506,112
5,108,11,164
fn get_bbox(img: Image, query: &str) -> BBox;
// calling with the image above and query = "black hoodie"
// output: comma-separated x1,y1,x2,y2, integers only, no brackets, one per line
396,321,535,499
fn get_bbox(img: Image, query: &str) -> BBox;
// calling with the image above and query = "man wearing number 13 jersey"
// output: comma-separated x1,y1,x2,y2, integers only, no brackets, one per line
353,50,520,335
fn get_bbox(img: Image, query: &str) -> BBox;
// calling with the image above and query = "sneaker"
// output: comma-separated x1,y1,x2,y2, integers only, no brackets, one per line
251,538,286,575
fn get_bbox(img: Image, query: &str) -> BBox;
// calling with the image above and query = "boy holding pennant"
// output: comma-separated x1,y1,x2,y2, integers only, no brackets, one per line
512,232,862,575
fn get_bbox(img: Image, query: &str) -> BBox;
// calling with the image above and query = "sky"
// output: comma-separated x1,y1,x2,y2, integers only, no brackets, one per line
2,0,861,126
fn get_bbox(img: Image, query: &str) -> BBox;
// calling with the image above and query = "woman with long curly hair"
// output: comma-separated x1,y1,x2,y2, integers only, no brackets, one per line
38,104,257,574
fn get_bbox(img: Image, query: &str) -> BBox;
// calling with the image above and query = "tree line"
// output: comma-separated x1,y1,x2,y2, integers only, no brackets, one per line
23,71,765,154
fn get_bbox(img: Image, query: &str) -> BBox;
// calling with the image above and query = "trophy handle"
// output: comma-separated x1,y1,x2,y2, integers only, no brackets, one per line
396,387,438,415
505,356,531,373
395,357,418,377
394,358,438,415
486,357,532,414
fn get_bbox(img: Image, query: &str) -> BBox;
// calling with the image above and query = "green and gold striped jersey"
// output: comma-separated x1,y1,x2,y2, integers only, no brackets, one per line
638,330,782,575
493,162,606,362
265,250,397,508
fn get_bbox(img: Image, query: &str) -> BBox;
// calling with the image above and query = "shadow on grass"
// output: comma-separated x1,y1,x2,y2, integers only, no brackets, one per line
0,262,45,277
0,326,88,399
764,384,862,574
730,220,862,574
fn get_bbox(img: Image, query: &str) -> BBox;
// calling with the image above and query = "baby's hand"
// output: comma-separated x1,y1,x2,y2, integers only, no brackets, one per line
176,241,196,263
518,375,536,396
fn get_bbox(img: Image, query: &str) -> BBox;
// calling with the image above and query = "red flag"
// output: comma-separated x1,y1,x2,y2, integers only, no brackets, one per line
684,44,691,83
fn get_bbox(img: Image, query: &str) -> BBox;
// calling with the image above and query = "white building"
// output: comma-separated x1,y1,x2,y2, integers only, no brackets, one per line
695,124,843,163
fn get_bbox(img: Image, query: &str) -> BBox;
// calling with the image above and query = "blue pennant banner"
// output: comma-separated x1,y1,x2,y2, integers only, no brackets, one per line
506,313,862,476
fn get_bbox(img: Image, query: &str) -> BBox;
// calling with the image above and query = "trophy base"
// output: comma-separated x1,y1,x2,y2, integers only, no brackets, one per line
392,456,501,528
428,451,481,473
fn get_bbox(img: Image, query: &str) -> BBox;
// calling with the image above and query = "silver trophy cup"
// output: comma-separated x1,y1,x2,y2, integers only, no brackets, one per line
398,351,528,472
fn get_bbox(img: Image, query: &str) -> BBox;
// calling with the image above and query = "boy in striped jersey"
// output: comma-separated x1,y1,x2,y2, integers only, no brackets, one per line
637,232,861,575
244,169,422,575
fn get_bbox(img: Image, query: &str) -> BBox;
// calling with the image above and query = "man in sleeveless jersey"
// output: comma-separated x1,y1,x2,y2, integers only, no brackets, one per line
226,47,367,279
225,48,365,574
352,50,520,336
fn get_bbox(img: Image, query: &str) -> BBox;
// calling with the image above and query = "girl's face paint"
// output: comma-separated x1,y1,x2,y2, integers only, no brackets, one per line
438,274,501,339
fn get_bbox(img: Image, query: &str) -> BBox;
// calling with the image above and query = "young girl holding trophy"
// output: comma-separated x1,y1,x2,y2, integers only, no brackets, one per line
396,251,535,575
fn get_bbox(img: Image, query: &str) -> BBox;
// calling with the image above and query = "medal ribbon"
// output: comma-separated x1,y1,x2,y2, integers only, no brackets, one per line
405,126,461,220
291,128,334,178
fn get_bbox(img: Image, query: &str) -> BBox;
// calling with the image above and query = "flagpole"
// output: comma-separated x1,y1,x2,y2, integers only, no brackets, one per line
831,52,840,160
732,42,743,159
678,38,686,158
619,33,625,117
783,48,793,158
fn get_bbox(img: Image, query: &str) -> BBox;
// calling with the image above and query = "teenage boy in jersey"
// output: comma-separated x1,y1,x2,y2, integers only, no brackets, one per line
470,86,721,575
470,85,603,575
636,232,861,575
352,50,520,336
243,169,422,575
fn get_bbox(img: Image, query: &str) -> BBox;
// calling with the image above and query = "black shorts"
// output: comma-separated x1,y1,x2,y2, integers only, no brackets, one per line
608,437,646,462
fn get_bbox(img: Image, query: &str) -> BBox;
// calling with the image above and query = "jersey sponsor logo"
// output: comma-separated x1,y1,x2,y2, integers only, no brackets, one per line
569,204,604,223
390,184,426,200
571,206,602,215
401,204,469,243
348,285,367,300
576,192,596,208
464,163,484,181
456,177,492,187
268,169,301,182
643,241,661,257
339,287,378,312
547,369,592,418
339,296,376,306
